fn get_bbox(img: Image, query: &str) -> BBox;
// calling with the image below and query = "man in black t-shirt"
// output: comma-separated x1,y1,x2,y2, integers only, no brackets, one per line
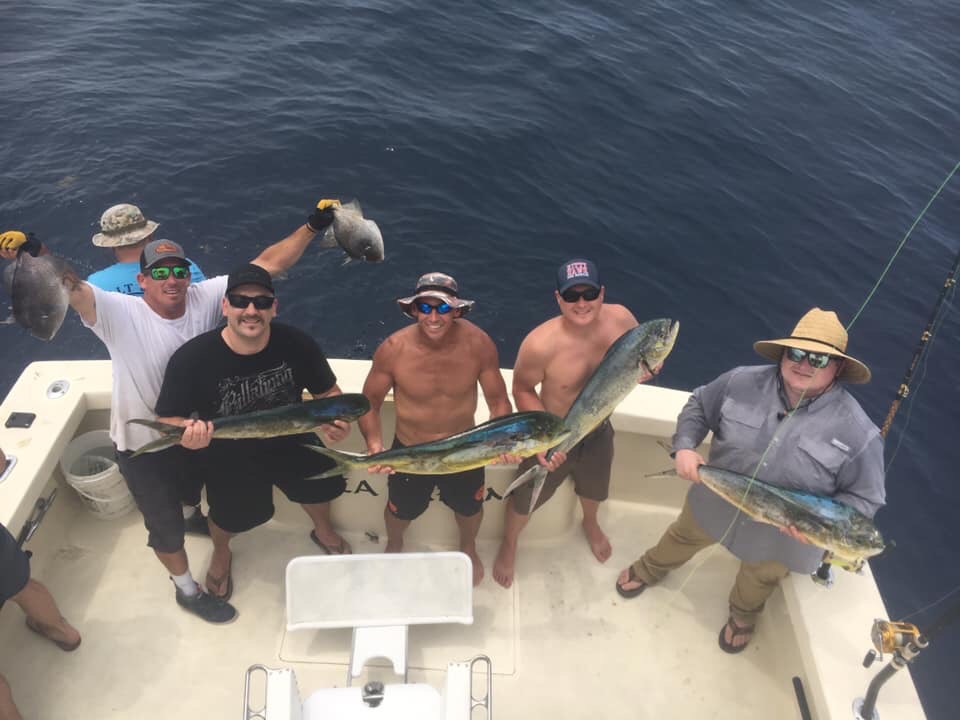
154,264,352,602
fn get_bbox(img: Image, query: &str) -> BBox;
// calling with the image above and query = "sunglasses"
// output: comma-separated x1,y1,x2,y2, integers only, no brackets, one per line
785,347,836,369
560,287,601,303
149,265,189,281
417,301,453,315
226,293,275,310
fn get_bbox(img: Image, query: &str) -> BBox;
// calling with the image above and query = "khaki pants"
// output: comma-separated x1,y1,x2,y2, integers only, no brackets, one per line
630,497,789,627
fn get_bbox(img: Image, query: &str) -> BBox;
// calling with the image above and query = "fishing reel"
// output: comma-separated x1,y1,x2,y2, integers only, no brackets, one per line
862,619,921,667
811,551,865,587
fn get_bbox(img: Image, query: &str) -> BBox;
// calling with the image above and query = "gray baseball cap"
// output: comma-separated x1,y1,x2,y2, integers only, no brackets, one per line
139,238,187,271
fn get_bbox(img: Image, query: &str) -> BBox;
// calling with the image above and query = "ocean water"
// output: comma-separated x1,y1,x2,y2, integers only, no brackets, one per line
1,1,958,716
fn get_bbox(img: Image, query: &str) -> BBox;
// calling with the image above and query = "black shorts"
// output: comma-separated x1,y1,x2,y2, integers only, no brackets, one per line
116,446,192,554
0,523,31,608
386,438,485,520
205,437,347,534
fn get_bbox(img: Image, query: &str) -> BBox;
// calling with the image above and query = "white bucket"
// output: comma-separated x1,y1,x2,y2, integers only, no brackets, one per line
59,430,136,520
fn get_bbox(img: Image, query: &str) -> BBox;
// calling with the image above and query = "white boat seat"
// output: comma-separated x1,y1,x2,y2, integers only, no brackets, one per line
285,552,474,685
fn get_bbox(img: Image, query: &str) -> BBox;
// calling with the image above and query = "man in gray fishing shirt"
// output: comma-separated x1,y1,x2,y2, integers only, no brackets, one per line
616,308,885,653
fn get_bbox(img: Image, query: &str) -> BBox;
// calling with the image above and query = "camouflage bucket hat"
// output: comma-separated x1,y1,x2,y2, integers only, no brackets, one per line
397,272,475,319
91,203,160,247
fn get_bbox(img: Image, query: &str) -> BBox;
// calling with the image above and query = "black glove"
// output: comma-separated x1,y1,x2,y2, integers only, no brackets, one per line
307,199,340,233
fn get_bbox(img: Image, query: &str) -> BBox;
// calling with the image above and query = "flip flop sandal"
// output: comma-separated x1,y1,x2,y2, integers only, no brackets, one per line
310,530,352,555
206,559,233,602
718,616,755,654
615,566,648,599
25,616,81,652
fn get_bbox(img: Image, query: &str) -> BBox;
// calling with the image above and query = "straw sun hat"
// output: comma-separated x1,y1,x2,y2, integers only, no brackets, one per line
753,308,871,384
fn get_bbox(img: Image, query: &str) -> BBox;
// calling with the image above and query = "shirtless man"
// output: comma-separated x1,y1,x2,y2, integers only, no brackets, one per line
493,258,655,588
359,273,513,585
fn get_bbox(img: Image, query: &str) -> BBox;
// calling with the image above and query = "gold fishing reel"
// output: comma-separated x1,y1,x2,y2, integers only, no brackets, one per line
863,619,921,666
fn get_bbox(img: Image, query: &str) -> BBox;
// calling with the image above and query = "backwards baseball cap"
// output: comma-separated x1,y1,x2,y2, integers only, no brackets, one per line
556,258,600,294
139,238,187,271
226,263,275,294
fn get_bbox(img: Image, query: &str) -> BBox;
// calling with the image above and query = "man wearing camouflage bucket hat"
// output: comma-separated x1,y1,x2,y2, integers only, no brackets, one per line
358,272,512,586
0,197,346,624
616,307,886,654
87,204,207,296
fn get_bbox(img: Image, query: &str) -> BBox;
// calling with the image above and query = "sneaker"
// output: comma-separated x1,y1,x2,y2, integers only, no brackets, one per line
183,505,210,536
174,585,237,624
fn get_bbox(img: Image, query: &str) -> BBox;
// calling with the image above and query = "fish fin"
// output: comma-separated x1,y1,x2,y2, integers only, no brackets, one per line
317,226,339,249
503,464,546,498
2,313,17,325
340,254,354,266
342,198,362,214
129,436,178,458
644,468,678,479
302,444,358,480
527,472,547,514
127,418,183,434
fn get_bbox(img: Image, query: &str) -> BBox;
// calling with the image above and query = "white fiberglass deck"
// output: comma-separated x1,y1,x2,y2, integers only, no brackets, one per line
0,360,925,719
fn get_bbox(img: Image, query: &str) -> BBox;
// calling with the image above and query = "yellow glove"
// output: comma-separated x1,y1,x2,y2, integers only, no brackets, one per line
0,230,27,251
317,199,341,211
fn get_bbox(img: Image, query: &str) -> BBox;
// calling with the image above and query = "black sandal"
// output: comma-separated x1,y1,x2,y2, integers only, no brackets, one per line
615,566,647,599
718,616,755,654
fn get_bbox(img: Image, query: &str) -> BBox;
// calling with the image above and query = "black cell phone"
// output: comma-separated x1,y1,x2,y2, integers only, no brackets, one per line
5,412,36,428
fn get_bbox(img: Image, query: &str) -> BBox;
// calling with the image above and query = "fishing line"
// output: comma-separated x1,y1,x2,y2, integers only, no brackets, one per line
897,582,960,625
670,160,959,597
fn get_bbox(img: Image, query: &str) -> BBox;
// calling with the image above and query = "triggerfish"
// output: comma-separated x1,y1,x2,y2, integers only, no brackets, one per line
302,410,570,478
127,393,371,457
504,318,680,511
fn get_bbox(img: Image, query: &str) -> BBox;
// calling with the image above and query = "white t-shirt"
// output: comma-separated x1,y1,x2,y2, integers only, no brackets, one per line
84,276,229,451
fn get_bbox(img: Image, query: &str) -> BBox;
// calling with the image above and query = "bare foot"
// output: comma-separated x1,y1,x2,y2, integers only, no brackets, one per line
720,617,755,652
463,545,485,586
583,521,612,563
616,567,646,594
492,541,516,588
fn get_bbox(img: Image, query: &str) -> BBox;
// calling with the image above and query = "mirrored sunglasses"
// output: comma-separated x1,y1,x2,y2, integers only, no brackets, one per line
560,287,601,303
417,301,452,315
785,347,835,369
226,293,275,310
149,265,189,281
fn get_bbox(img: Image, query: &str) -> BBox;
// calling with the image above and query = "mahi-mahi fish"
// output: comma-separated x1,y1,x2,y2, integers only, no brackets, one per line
660,464,886,571
127,394,371,457
318,199,384,263
2,252,75,341
504,318,680,511
302,410,571,478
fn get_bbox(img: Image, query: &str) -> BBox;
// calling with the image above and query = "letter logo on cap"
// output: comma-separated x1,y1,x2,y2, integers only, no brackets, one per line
566,261,589,279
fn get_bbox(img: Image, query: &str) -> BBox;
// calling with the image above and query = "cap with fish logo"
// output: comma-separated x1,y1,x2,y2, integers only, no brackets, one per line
92,204,160,248
139,238,187,271
556,258,601,293
396,272,475,319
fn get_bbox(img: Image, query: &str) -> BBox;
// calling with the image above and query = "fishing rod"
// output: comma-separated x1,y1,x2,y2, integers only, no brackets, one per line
879,244,960,438
854,596,960,720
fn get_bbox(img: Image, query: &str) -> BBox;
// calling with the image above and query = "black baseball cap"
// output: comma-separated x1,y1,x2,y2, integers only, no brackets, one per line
226,263,275,294
556,258,600,294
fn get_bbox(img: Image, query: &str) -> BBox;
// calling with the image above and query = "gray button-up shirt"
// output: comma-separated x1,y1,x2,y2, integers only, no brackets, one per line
673,365,885,573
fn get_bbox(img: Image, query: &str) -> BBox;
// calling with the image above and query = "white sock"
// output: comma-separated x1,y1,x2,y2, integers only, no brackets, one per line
172,571,199,596
182,505,198,519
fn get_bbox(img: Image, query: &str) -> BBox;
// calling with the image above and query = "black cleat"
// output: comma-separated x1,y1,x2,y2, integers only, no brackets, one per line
174,584,237,624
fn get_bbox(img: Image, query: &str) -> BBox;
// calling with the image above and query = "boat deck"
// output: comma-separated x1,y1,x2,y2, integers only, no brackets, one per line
3,488,806,720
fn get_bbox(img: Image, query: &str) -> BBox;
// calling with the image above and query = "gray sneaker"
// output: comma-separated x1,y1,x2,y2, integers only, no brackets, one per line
174,584,237,624
183,506,210,536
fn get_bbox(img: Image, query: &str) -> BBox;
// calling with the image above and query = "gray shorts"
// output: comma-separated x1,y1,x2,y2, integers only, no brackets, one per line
509,419,614,515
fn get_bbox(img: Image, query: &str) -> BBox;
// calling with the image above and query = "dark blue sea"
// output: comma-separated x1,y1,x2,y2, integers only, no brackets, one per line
1,1,957,716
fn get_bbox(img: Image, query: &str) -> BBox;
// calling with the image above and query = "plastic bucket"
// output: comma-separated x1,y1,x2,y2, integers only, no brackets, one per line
59,430,135,520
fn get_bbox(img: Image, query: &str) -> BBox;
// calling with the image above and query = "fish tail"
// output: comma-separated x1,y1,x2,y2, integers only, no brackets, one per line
503,464,547,499
302,444,357,480
129,436,178,458
127,418,182,434
644,468,678,479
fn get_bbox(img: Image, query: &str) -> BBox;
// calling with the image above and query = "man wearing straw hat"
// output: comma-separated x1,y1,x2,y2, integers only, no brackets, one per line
615,308,886,653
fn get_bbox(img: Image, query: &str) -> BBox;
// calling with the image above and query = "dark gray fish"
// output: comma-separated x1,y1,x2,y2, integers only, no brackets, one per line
318,199,385,263
2,253,74,341
127,393,371,457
